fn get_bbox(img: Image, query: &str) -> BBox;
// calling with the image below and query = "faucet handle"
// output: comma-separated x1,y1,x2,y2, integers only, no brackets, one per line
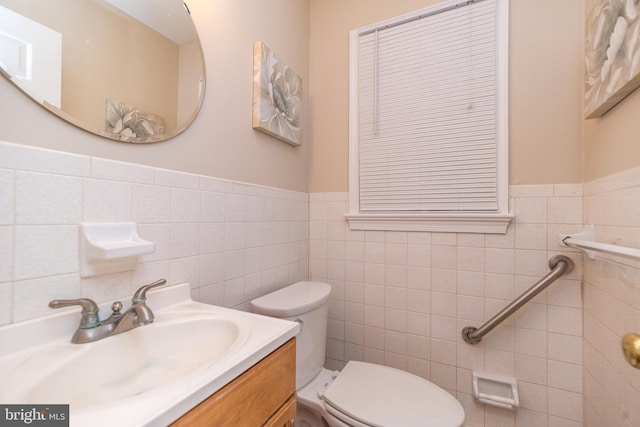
132,279,166,304
49,298,100,329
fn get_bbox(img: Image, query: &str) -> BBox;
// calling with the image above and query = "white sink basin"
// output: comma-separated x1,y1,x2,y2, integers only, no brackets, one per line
0,283,299,427
5,313,249,409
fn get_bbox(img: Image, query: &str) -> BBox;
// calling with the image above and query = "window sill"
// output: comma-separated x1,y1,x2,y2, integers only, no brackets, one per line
345,212,513,234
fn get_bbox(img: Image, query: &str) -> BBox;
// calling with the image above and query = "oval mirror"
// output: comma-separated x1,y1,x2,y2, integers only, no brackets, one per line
0,0,205,143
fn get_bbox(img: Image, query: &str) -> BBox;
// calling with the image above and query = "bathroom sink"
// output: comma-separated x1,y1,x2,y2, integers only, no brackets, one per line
0,283,299,427
4,314,249,409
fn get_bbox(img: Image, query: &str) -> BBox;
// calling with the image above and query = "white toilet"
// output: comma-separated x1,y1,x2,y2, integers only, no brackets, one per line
251,281,465,427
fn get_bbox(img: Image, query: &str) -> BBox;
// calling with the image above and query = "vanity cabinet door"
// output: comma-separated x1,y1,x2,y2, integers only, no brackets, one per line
171,338,296,427
264,395,296,427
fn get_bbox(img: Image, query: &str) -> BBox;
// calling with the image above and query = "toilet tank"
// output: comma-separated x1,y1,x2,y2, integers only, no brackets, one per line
250,281,332,389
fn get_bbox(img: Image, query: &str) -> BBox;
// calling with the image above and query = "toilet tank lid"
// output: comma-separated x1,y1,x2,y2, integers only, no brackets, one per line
250,281,331,317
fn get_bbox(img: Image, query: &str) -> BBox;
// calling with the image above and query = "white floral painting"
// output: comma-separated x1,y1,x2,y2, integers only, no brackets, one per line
252,41,302,146
105,99,164,143
585,0,640,118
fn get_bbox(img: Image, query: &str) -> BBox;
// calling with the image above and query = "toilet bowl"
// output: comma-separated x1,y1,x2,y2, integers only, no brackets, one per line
251,281,465,427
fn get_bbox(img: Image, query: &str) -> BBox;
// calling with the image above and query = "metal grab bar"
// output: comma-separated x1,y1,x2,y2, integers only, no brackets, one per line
462,255,574,344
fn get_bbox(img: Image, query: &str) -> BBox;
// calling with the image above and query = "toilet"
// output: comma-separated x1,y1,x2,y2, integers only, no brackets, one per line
251,281,465,427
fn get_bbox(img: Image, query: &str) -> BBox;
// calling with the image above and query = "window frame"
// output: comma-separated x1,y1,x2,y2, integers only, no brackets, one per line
346,0,512,234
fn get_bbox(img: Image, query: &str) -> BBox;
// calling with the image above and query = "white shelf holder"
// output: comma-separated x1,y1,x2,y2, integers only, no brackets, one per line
560,224,640,261
472,372,519,410
80,223,155,278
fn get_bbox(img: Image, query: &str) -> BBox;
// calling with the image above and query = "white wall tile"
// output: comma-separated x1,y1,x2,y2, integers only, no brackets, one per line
432,292,456,317
199,176,233,193
457,246,484,272
199,253,225,285
515,328,548,358
432,245,457,269
548,197,582,224
4,143,308,324
83,179,132,222
456,270,484,297
225,250,246,280
485,248,515,274
515,408,548,427
0,282,11,325
14,225,78,280
81,272,131,304
485,273,515,300
14,274,81,322
0,142,90,177
515,223,548,250
548,360,583,393
485,225,515,249
14,141,633,427
225,223,246,251
515,198,548,224
430,361,457,391
553,184,583,197
155,168,200,189
548,388,583,422
515,250,548,277
200,191,226,222
548,306,582,336
408,243,431,267
0,227,13,283
170,223,201,258
518,380,548,413
0,169,14,225
510,184,553,198
457,295,484,322
170,188,201,222
515,354,547,386
16,172,82,225
484,348,514,376
133,261,170,293
91,158,154,184
430,315,457,341
132,184,171,223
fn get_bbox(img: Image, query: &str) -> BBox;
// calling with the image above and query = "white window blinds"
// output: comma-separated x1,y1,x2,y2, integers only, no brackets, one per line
355,0,501,214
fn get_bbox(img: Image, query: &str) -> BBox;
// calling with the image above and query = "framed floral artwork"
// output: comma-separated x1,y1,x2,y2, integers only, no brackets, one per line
585,0,640,118
104,99,164,142
252,41,302,146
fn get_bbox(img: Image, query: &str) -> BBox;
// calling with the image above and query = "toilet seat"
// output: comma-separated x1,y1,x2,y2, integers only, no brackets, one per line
322,361,465,427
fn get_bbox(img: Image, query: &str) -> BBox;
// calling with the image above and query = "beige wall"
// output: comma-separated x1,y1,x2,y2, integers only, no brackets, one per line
308,0,586,192
584,0,640,181
3,0,639,192
584,91,640,180
0,0,310,192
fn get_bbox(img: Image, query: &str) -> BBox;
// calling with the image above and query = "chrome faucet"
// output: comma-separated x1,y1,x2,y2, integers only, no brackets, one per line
49,279,166,344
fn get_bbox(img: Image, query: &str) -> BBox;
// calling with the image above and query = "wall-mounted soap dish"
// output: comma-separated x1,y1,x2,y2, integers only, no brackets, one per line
80,223,155,278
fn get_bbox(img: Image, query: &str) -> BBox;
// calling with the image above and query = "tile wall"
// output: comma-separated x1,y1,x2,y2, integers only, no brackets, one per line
582,167,640,427
309,187,585,427
0,141,309,325
6,140,640,427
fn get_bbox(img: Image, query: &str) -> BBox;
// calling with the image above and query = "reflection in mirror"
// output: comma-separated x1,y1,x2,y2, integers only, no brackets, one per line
0,0,205,143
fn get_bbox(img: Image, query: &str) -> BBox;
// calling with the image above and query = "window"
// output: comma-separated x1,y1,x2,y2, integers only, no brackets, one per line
347,0,511,233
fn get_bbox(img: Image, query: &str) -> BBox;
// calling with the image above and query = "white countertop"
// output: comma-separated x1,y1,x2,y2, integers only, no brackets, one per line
0,283,299,427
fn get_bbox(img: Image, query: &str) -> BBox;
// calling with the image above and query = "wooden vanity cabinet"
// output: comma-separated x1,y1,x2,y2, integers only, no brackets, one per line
171,338,296,427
